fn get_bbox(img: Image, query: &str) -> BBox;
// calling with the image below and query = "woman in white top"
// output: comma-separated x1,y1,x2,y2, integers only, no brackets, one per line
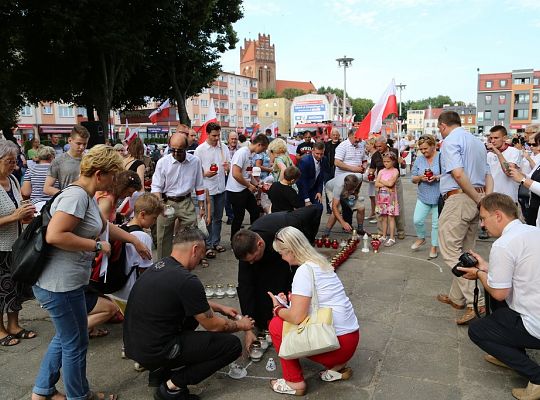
268,226,360,396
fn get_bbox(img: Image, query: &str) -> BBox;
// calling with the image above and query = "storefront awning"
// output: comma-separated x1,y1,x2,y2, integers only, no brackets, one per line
39,125,74,134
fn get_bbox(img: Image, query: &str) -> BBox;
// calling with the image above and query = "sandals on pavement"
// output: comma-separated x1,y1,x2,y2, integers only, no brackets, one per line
200,258,209,268
89,328,109,339
12,328,37,339
213,245,226,253
205,249,216,259
32,389,66,400
0,334,19,346
86,391,118,400
384,238,396,247
270,379,306,396
319,367,353,382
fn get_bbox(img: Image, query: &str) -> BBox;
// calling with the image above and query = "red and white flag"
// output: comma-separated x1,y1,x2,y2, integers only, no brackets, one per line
148,99,171,124
123,118,138,144
198,98,217,144
355,80,398,139
264,121,279,137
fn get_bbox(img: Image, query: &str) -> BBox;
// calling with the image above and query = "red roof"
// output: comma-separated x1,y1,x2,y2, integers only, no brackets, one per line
276,80,317,95
424,108,444,119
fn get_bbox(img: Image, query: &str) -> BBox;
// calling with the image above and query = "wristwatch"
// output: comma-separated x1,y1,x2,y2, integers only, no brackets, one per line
94,241,103,253
521,177,527,185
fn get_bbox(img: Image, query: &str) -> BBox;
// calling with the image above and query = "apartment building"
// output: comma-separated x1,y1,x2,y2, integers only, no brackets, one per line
258,98,291,135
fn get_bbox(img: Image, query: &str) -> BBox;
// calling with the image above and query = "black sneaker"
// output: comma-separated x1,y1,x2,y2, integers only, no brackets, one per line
226,218,233,225
148,367,171,387
154,384,200,400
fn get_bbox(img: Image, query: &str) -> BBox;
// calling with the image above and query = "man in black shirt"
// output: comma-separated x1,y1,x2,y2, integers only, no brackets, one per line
369,136,406,239
124,228,254,400
323,128,341,214
231,205,323,350
296,131,314,160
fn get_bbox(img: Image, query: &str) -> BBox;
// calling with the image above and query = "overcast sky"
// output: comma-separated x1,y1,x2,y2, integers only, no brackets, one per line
220,0,540,105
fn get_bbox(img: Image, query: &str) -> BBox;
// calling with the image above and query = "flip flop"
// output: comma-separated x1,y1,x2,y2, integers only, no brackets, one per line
89,328,109,339
200,258,209,268
13,328,37,339
86,391,118,400
213,245,226,253
270,379,306,396
319,367,353,382
205,249,216,259
0,334,19,346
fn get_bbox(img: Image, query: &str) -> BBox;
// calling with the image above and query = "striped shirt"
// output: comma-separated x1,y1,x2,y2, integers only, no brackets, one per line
24,163,58,204
411,154,441,205
334,139,366,177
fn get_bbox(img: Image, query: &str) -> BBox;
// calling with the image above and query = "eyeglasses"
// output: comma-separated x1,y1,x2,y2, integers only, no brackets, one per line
169,148,186,154
116,150,124,152
2,159,16,165
528,143,539,147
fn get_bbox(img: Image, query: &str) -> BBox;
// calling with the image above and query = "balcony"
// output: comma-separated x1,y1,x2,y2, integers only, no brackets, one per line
210,94,228,101
250,99,258,104
214,80,228,88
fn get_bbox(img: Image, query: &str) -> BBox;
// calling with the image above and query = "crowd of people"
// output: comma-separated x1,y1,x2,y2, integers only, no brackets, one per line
1,111,540,400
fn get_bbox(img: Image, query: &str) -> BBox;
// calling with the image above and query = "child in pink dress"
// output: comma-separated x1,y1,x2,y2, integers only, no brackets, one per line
375,152,400,246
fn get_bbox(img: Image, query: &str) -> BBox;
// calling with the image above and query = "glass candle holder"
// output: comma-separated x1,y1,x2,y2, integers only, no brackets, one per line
257,334,269,350
204,285,214,298
226,284,236,298
250,341,263,361
215,284,225,299
263,329,272,344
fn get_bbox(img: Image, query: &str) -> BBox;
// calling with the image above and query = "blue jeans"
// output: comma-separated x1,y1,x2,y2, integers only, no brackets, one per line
413,199,439,247
32,286,89,400
206,192,226,247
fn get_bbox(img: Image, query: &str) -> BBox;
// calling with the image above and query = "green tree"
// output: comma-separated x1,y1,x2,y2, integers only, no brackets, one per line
351,98,374,121
145,0,243,125
259,89,278,99
281,88,305,100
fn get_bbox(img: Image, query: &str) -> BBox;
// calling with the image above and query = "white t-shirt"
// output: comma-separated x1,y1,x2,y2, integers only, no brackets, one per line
488,220,540,339
487,146,522,202
334,139,366,177
112,230,154,301
292,262,359,336
194,141,231,195
225,146,253,193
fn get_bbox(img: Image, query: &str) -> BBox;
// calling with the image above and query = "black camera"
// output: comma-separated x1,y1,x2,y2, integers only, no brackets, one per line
451,252,479,277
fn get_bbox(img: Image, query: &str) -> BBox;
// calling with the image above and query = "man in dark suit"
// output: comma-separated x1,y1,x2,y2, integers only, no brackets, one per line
231,205,323,349
296,141,325,207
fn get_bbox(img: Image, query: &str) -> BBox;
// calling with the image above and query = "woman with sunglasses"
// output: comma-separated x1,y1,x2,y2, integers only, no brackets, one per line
267,227,359,396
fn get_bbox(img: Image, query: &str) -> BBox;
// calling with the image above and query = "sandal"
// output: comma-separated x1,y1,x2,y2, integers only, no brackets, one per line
205,249,216,259
0,334,19,346
213,244,226,253
12,328,37,339
200,258,209,268
270,379,306,396
86,391,118,400
89,328,109,339
384,238,396,247
319,367,353,382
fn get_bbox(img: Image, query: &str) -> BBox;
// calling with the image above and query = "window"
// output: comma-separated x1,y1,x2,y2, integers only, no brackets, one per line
237,90,241,96
533,109,538,119
251,93,257,99
533,94,539,103
21,106,32,117
243,79,248,86
485,95,492,105
243,104,249,111
498,95,506,105
42,104,53,114
193,114,199,120
201,114,207,122
500,79,507,88
229,102,235,110
514,77,531,85
467,117,473,123
274,111,278,116
220,101,226,109
218,75,225,81
477,112,484,122
251,105,257,112
229,76,234,83
210,87,216,94
498,110,505,120
193,99,199,106
514,93,530,104
243,116,250,125
201,88,209,93
229,90,234,96
265,112,269,117
486,81,492,89
77,107,87,117
243,92,248,99
273,102,277,107
201,100,208,107
219,89,226,95
59,106,74,118
534,78,539,85
513,109,529,119
484,110,491,120
251,116,257,123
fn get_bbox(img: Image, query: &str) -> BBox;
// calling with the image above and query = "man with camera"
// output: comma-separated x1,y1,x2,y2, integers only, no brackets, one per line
458,193,540,400
436,110,493,325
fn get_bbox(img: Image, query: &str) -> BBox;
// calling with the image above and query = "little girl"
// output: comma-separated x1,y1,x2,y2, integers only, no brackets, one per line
375,152,400,246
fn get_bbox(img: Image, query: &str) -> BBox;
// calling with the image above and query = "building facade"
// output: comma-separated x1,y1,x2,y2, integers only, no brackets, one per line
477,68,540,134
406,109,425,135
258,98,291,135
240,33,276,93
186,71,258,133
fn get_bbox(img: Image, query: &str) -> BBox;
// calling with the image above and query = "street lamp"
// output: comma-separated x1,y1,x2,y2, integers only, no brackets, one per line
336,56,354,138
396,83,406,138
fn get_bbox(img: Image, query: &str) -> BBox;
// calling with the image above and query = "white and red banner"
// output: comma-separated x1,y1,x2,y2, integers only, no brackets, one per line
355,79,398,139
123,118,138,144
148,99,171,124
198,98,217,144
264,121,279,137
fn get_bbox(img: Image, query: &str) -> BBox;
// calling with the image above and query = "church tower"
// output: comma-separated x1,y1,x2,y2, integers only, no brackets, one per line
240,33,276,92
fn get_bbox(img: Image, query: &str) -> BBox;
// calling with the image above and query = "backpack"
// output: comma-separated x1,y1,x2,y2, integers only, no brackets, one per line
11,185,86,284
89,224,144,294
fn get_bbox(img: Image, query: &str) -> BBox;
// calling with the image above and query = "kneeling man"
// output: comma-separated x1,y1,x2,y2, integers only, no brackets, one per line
458,193,540,400
124,228,254,400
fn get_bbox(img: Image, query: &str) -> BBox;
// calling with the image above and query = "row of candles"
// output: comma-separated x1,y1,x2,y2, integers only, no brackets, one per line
205,284,236,299
250,330,273,362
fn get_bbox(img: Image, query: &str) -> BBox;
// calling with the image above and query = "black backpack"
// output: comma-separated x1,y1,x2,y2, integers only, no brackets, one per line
11,185,86,284
89,224,144,294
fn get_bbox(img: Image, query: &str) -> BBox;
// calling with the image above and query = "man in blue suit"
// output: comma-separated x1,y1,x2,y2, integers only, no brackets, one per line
296,141,325,207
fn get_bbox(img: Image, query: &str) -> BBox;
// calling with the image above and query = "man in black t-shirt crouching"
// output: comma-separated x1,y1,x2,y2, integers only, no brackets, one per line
124,228,255,400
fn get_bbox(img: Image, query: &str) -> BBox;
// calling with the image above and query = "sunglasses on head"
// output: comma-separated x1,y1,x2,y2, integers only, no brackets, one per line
274,229,284,244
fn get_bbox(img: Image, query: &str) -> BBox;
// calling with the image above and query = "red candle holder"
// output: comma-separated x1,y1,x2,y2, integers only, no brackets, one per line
315,238,323,248
210,163,219,172
324,238,331,248
371,238,381,253
332,239,339,249
424,168,433,179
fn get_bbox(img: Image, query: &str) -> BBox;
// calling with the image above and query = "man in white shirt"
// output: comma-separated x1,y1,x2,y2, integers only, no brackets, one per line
225,134,269,241
152,133,205,259
334,129,366,178
458,193,540,400
194,122,231,255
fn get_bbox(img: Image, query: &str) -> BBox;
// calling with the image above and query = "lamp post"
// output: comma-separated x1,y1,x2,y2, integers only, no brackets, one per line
336,56,354,139
396,83,406,139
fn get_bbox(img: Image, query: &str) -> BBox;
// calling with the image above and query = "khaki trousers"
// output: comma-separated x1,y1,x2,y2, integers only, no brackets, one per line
377,177,405,235
156,198,196,260
438,193,484,307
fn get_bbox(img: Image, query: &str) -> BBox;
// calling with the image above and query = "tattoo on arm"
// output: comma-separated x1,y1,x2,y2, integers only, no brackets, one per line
222,319,238,332
204,308,214,319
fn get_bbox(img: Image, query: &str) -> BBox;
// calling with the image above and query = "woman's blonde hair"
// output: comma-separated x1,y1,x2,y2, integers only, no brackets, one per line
80,144,124,177
417,134,436,147
273,226,333,272
268,137,288,155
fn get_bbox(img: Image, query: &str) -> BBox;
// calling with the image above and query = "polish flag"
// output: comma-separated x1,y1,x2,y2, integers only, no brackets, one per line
264,121,278,137
198,98,217,144
116,197,131,215
355,80,398,139
123,119,138,144
148,99,171,124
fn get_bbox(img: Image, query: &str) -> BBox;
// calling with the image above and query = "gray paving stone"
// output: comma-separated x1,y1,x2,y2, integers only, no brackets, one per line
392,314,458,348
373,374,460,400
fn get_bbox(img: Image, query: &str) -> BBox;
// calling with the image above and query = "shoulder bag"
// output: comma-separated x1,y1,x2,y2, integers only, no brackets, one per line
278,265,340,360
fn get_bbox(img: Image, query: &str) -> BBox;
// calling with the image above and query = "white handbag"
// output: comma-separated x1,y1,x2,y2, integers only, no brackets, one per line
278,265,340,360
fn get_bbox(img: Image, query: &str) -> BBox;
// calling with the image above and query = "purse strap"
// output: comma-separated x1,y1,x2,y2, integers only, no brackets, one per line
307,263,320,311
